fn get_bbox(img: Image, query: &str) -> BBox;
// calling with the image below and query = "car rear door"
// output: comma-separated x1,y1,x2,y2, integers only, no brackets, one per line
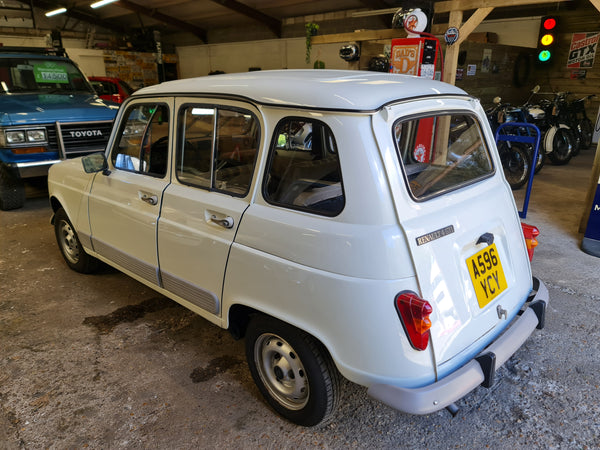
88,99,173,286
373,97,533,377
156,99,262,320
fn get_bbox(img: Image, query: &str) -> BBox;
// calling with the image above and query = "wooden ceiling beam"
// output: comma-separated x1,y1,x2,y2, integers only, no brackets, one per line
116,0,208,42
16,0,127,33
208,0,281,38
435,0,572,14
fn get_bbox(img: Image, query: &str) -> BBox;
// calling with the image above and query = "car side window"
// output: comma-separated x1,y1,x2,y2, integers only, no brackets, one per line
176,105,260,196
264,118,345,216
112,103,170,178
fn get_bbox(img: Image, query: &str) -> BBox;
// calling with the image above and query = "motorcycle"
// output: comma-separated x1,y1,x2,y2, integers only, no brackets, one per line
486,98,533,190
568,92,596,150
527,87,575,165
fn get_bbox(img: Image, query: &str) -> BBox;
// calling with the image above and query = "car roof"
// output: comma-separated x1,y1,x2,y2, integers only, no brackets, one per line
134,69,468,112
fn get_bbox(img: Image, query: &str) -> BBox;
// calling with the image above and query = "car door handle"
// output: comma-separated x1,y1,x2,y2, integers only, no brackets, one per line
210,215,234,229
140,193,158,205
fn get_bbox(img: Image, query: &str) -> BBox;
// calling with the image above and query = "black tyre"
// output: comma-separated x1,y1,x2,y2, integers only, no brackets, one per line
0,164,25,211
54,208,99,273
578,118,593,149
497,141,531,190
534,148,545,174
570,127,582,157
245,314,340,426
546,127,573,165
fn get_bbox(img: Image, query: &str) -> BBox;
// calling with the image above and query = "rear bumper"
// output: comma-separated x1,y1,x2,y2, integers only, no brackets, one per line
367,277,548,415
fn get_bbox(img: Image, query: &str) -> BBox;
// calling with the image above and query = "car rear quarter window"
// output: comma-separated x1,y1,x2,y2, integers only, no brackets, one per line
175,105,260,196
263,118,344,216
393,113,494,200
111,103,169,178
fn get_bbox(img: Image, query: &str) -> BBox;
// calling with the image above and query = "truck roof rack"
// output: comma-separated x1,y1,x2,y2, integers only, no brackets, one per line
0,46,66,57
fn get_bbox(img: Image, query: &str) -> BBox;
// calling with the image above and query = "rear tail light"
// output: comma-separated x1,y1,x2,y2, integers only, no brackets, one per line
395,291,433,351
521,222,540,261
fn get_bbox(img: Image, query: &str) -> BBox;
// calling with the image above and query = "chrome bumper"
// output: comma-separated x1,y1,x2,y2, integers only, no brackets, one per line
16,159,61,178
367,277,549,415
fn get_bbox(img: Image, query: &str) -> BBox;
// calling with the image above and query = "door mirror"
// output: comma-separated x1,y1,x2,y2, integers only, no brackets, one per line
82,152,108,173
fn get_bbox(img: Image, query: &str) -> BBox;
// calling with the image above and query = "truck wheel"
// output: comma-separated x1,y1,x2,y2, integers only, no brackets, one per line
245,314,340,426
54,208,99,273
0,164,25,210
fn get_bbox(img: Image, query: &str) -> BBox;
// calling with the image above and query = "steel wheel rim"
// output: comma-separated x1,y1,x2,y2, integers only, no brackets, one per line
254,333,309,410
58,219,80,264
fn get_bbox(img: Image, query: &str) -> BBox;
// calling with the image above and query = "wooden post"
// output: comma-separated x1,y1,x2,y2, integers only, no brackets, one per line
442,10,463,85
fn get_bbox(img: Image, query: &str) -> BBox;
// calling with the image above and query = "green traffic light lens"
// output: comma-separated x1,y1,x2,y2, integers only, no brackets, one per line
538,50,551,62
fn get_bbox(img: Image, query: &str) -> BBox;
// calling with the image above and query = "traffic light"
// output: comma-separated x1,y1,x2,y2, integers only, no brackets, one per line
537,16,558,64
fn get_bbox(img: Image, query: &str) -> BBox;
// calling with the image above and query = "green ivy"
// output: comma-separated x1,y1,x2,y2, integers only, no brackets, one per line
305,23,319,64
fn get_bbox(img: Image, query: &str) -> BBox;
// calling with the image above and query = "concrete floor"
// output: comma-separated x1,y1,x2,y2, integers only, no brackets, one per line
1,147,599,448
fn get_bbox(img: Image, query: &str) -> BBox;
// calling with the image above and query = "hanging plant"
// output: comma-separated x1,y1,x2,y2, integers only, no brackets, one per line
305,22,319,64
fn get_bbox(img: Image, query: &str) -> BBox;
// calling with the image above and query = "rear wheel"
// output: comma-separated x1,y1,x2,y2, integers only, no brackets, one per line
497,142,531,190
0,164,25,211
245,314,340,426
54,208,99,273
578,118,593,149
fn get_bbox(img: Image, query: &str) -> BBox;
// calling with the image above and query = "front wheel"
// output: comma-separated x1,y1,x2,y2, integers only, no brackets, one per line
245,314,340,426
54,208,99,273
0,164,25,211
497,142,531,190
545,126,574,165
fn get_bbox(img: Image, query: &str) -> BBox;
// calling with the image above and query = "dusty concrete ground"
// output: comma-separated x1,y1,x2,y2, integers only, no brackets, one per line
1,149,599,449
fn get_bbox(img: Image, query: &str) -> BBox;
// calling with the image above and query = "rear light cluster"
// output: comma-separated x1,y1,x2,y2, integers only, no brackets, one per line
395,291,433,351
521,222,540,261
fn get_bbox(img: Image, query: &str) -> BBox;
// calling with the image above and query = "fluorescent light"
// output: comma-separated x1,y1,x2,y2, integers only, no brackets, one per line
45,7,67,17
90,0,118,8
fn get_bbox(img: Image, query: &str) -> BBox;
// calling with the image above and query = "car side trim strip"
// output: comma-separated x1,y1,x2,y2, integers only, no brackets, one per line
161,270,220,315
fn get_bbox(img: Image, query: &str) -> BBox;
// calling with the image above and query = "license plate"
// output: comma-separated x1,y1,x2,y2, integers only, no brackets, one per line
466,243,508,308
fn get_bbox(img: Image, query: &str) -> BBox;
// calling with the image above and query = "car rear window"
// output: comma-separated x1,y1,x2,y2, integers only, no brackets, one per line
393,113,494,200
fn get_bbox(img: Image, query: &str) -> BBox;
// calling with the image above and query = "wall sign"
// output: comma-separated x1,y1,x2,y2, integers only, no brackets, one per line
567,32,599,68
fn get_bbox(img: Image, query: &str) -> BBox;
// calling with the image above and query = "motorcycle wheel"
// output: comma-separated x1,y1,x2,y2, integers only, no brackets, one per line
578,118,593,149
534,146,545,174
497,141,531,190
545,126,574,165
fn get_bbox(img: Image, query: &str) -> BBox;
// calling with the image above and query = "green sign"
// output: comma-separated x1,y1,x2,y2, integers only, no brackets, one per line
33,63,68,84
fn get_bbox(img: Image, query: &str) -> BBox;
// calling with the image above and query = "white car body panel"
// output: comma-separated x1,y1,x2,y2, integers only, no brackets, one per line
47,70,548,416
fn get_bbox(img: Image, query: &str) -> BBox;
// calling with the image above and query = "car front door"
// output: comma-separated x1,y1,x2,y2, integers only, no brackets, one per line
157,99,262,320
88,99,173,286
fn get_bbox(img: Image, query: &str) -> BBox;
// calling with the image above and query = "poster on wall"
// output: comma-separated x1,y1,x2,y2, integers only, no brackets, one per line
567,32,599,68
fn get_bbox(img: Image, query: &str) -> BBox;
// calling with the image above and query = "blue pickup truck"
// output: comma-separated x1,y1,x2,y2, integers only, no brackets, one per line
0,48,118,210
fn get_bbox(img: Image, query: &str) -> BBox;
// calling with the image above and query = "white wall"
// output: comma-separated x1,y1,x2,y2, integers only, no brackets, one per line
66,48,106,77
177,37,353,79
475,17,541,48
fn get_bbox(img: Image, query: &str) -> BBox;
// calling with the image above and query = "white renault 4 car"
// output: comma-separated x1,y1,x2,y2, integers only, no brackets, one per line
48,70,548,426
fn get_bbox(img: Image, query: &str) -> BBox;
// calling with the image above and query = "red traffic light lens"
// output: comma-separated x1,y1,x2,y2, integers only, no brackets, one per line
543,17,556,30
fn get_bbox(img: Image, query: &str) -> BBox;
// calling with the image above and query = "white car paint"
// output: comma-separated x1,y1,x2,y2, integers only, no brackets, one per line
48,70,548,418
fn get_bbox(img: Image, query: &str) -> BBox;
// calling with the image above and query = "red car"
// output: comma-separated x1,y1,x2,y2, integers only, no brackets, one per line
89,76,134,104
